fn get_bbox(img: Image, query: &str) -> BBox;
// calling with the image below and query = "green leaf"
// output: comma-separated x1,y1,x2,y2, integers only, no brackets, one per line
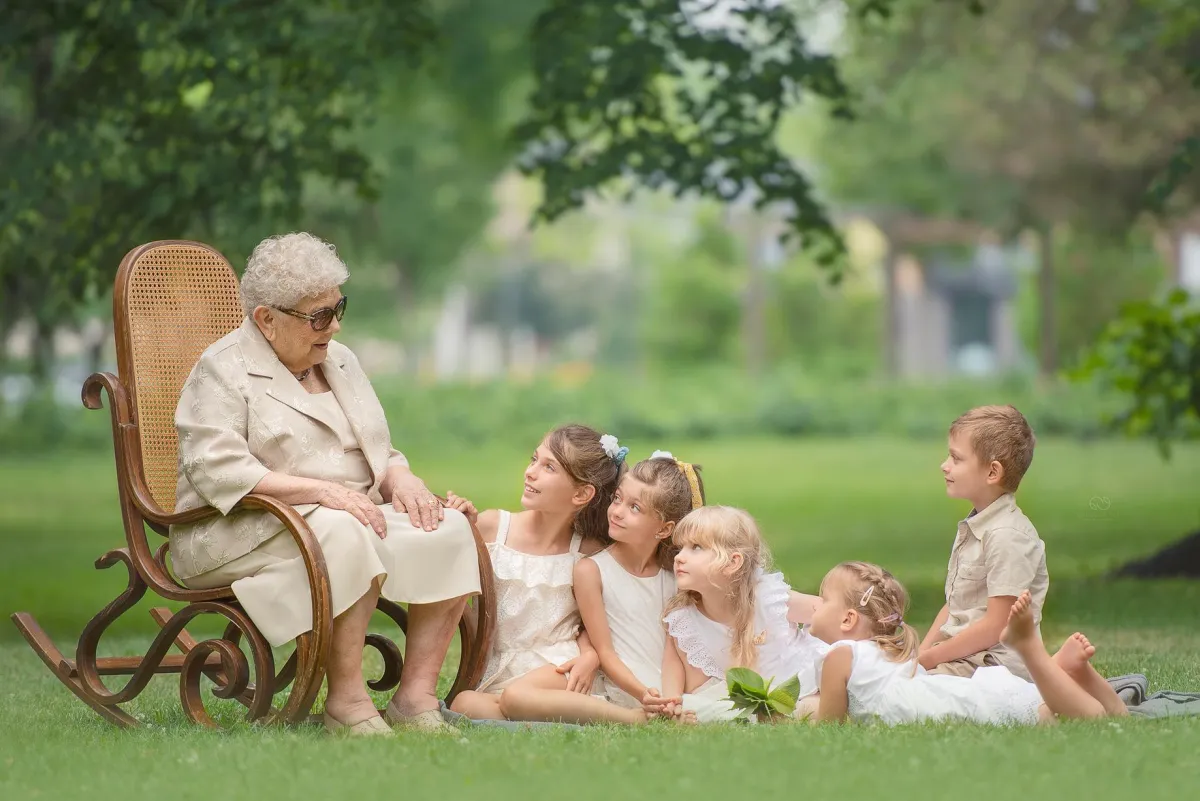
726,667,766,694
767,675,802,709
766,697,795,717
180,80,214,110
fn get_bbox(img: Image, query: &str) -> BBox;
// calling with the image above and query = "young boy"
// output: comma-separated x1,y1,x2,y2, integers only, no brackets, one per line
919,405,1047,682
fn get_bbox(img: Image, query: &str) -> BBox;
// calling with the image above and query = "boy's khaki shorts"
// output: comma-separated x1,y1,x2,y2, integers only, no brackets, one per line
926,649,1032,682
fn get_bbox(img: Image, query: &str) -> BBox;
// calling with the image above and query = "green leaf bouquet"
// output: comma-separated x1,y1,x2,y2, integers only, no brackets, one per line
725,667,802,723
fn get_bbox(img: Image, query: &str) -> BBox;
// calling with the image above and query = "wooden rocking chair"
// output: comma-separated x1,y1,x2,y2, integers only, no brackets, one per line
10,240,496,728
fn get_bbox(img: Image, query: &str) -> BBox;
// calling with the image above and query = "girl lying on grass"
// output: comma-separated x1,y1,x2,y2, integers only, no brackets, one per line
800,561,1130,725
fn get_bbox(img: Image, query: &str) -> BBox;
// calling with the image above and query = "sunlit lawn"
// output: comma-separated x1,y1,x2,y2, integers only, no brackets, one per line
3,437,1199,800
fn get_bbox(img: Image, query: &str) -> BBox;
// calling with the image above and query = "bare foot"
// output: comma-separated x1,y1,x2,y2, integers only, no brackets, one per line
999,590,1036,650
1052,632,1097,677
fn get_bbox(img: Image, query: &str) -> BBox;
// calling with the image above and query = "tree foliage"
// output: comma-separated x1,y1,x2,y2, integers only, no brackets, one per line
0,0,435,374
1075,289,1200,455
516,0,854,271
816,0,1200,232
2,1,861,321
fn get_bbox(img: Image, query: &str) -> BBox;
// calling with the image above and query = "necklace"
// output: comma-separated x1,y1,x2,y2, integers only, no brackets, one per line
292,368,312,382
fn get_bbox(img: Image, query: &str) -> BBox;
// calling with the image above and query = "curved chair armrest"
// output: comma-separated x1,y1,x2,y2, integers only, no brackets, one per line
136,495,333,622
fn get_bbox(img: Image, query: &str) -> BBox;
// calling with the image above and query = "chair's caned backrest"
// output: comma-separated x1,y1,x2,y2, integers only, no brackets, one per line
115,241,244,514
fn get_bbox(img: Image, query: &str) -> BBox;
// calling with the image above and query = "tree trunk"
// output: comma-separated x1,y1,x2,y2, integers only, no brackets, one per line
1037,223,1058,381
0,275,19,377
30,315,56,388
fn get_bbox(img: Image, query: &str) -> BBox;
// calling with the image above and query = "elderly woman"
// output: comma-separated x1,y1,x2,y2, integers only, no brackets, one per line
170,232,480,735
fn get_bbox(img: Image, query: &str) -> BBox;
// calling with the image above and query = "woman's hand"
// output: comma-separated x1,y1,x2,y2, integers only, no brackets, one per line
384,467,444,532
556,649,600,694
318,482,387,538
444,491,479,527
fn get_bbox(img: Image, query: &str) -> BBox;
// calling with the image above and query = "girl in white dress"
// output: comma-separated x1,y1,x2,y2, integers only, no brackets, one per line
655,506,830,723
803,561,1130,726
500,451,705,724
446,424,628,721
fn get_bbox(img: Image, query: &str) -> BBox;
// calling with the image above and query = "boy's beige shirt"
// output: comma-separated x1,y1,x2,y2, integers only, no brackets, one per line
940,493,1048,678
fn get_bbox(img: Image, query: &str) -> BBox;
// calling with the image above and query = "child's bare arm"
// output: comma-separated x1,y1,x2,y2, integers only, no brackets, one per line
920,604,951,652
787,591,820,625
918,596,1014,669
474,509,502,544
573,559,648,700
816,646,852,723
644,636,686,718
554,628,600,693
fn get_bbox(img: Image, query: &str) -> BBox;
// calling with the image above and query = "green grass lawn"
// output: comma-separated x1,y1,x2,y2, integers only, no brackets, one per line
3,436,1200,799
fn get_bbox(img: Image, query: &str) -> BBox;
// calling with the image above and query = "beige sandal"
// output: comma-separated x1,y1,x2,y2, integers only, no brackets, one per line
384,704,457,733
323,711,395,737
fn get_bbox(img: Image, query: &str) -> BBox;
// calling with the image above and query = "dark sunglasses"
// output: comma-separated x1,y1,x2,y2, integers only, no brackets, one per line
274,295,347,331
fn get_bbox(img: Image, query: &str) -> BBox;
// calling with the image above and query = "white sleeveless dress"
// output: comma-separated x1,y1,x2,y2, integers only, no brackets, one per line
814,639,1044,726
475,510,585,694
664,569,830,722
589,549,676,709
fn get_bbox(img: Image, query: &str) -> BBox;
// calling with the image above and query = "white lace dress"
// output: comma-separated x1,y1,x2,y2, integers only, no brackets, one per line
474,510,586,694
589,549,676,709
664,569,830,722
815,639,1044,726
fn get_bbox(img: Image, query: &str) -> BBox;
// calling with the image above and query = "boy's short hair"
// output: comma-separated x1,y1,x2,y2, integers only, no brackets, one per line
949,405,1036,492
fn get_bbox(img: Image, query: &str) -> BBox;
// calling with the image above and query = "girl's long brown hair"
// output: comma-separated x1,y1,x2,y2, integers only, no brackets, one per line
663,506,768,669
545,423,627,543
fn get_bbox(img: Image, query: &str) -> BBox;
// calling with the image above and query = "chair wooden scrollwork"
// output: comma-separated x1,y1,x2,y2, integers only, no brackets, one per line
10,240,496,728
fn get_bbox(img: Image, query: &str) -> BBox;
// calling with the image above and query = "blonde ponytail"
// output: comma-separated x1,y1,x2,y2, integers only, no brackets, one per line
875,620,919,671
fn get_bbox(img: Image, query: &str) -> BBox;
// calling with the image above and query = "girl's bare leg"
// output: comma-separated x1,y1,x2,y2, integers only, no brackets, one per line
448,690,505,720
1050,633,1129,716
1001,592,1106,720
499,665,646,725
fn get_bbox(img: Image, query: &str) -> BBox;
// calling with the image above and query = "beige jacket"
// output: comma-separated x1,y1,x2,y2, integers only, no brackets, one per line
169,318,407,580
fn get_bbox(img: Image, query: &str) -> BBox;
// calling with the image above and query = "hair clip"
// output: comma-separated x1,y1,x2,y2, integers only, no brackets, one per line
859,585,875,607
599,434,628,465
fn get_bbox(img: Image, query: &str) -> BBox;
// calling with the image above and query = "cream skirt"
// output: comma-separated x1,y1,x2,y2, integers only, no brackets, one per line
184,505,481,647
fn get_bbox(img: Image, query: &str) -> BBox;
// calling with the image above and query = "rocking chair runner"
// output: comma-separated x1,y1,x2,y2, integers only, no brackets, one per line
10,240,496,728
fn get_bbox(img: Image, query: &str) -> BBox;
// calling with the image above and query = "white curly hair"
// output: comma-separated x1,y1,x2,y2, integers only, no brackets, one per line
240,232,349,317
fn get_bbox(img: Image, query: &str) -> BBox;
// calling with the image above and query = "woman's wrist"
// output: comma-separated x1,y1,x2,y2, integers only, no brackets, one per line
381,465,419,498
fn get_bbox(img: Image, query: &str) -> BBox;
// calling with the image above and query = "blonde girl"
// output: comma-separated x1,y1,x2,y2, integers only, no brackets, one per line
500,450,705,724
805,561,1129,725
447,424,627,721
657,506,829,723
